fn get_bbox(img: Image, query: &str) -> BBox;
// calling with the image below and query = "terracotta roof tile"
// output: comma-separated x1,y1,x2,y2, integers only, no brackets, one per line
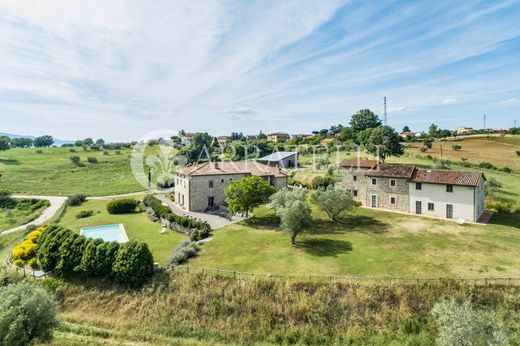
176,161,287,178
339,159,379,169
365,165,416,179
410,169,483,187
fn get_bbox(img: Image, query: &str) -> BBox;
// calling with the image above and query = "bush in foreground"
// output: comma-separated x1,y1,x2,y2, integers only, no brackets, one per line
106,198,138,214
0,281,58,346
432,298,509,345
112,240,154,287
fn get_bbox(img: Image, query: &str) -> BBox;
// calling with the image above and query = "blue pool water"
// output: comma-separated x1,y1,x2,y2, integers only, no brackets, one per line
80,224,128,243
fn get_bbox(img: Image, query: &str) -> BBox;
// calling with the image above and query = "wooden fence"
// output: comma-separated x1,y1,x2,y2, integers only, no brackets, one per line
169,265,520,285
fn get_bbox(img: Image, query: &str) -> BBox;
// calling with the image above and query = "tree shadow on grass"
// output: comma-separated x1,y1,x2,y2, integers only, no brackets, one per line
296,238,353,257
309,215,390,235
0,158,19,165
488,213,520,229
243,214,280,230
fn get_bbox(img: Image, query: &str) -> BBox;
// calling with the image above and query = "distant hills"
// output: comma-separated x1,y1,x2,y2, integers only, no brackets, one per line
0,132,74,146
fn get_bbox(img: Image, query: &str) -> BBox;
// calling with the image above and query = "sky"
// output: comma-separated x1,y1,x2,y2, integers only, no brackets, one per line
1,0,520,142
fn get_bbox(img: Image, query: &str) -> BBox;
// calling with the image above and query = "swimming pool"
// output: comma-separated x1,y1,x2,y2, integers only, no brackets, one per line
80,224,129,243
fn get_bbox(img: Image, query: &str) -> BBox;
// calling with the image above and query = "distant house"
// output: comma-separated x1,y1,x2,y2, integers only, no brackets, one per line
180,133,195,146
337,160,485,222
258,151,298,168
175,161,287,212
245,135,258,141
456,126,474,135
399,131,423,139
216,136,230,146
267,132,290,142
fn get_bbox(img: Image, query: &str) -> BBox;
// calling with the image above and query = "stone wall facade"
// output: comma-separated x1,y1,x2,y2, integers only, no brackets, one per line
175,173,288,212
365,176,409,212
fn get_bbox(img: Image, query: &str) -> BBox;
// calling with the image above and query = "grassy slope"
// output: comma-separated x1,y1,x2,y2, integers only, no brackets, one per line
0,147,142,196
405,135,520,171
44,271,520,345
58,198,187,264
0,201,47,231
0,231,25,263
190,205,520,278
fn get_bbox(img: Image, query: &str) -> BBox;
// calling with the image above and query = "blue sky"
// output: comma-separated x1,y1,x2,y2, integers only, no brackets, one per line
1,0,519,141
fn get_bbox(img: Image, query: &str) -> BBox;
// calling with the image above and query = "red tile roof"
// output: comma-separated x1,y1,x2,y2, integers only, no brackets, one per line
177,161,287,178
365,165,416,179
410,169,484,187
339,159,379,169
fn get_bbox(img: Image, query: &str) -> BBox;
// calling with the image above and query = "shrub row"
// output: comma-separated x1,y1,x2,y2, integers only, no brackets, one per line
143,195,211,241
106,198,138,214
487,199,520,214
36,225,154,287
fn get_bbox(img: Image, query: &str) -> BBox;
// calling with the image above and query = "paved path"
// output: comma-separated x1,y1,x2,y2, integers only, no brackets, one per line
0,195,68,235
156,195,244,229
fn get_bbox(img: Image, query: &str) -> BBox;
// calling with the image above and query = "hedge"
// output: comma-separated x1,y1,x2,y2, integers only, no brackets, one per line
106,198,138,214
36,227,154,286
143,195,211,240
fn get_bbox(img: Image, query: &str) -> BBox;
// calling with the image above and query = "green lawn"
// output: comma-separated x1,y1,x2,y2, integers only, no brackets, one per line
190,204,520,278
58,198,188,264
0,147,143,196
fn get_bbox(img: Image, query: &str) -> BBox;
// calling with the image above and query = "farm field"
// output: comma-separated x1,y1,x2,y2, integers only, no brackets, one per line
190,205,520,278
58,198,187,264
0,147,141,196
0,145,180,196
405,135,520,171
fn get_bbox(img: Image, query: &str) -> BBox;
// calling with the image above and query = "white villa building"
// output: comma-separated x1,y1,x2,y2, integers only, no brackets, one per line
175,161,288,212
337,160,486,222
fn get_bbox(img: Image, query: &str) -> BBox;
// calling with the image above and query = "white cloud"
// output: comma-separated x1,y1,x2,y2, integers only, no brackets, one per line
0,1,519,139
499,98,520,105
442,98,457,104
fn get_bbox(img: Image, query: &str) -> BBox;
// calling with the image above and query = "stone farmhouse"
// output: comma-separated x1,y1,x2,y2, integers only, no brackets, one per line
337,160,486,222
267,132,290,142
175,161,288,212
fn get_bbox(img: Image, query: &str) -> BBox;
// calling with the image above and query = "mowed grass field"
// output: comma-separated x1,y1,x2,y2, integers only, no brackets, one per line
406,135,520,171
0,145,179,196
58,198,187,264
190,205,520,278
0,147,142,196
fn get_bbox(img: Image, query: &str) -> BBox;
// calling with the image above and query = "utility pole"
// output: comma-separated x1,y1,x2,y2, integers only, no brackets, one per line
483,114,486,131
383,96,387,126
515,119,517,128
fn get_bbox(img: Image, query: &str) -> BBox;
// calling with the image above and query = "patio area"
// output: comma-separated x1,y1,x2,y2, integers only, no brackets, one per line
156,195,245,229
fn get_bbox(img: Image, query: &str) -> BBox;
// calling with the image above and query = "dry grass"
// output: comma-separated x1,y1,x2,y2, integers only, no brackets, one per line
406,135,520,171
45,270,520,345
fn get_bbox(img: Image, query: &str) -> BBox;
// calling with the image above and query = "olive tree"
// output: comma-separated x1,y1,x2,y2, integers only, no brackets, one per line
0,281,58,346
311,186,355,221
270,188,312,245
